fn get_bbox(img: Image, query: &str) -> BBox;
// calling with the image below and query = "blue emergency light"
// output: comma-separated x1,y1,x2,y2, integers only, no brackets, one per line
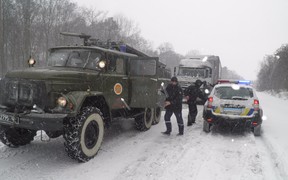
217,79,251,85
238,80,251,85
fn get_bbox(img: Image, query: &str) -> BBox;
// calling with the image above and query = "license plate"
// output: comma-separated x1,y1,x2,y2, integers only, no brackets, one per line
223,108,242,114
0,113,17,124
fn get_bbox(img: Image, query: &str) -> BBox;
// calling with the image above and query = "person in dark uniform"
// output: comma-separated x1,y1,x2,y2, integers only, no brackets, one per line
184,79,205,126
162,77,184,136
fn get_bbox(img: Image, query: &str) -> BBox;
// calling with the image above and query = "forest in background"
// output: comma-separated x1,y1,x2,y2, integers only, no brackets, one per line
257,44,288,91
0,0,253,82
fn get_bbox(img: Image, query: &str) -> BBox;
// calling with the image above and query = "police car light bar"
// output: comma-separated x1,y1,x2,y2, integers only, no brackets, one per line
217,79,237,84
217,79,251,85
238,80,251,85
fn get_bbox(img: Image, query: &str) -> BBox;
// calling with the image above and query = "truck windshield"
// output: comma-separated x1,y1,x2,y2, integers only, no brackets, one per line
178,67,206,78
47,49,102,70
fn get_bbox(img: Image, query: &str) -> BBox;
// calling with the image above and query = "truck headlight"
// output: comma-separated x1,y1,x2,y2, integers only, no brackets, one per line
28,58,36,65
204,89,210,94
57,97,67,107
98,60,106,69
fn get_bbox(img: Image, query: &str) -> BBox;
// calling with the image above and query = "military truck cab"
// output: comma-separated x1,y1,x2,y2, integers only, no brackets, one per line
0,33,170,162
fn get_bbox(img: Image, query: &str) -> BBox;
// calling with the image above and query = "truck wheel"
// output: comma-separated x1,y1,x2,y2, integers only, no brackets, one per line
252,124,261,136
0,126,36,147
152,107,161,125
64,106,104,162
203,120,211,133
135,108,154,131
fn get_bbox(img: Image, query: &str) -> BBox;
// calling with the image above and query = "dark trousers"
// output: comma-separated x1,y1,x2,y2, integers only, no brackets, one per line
164,109,184,134
188,103,198,125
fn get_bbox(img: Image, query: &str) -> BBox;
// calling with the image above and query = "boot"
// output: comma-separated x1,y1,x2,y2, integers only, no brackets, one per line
161,131,171,135
162,122,171,135
177,125,184,135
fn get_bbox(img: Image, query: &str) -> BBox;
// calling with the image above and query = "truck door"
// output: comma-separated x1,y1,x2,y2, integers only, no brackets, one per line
128,57,159,108
102,54,129,110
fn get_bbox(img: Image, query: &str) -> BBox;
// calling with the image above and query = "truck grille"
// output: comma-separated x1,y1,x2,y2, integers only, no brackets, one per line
0,78,47,110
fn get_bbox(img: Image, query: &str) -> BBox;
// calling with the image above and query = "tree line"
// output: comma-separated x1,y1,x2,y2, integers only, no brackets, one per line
0,0,241,79
257,44,288,91
0,0,158,77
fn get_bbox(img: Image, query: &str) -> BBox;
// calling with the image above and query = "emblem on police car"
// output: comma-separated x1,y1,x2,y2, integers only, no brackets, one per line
114,83,123,95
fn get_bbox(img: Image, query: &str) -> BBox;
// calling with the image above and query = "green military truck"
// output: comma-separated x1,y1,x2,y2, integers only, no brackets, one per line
0,33,171,162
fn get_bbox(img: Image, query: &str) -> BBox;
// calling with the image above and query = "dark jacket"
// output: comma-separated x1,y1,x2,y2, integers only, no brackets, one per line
165,83,183,111
184,84,204,104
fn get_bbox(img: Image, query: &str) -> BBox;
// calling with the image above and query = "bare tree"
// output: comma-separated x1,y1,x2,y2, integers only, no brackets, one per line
20,0,32,67
0,0,4,77
157,43,183,71
185,49,201,57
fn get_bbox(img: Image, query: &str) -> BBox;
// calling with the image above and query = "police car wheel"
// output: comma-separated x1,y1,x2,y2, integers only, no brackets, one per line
64,106,104,162
0,125,36,147
135,108,154,131
252,124,261,136
152,107,161,125
203,120,211,132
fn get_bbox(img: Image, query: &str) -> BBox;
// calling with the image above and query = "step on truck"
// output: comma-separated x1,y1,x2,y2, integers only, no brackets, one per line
0,32,171,162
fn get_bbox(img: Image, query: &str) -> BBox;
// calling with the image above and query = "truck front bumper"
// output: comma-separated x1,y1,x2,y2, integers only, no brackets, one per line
0,110,67,131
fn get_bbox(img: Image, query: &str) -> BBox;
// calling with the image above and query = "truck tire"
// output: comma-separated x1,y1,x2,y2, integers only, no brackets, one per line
64,106,104,162
203,120,211,133
152,107,161,125
135,108,154,131
0,126,36,147
253,124,261,136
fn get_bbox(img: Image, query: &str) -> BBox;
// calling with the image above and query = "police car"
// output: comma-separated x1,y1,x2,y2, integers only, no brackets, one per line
202,80,263,136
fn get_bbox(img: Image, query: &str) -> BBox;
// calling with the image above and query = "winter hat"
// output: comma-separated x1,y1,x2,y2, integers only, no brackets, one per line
171,76,178,82
195,79,203,86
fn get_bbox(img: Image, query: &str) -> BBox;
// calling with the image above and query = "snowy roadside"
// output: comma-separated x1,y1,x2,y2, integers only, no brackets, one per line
264,90,288,100
0,93,287,180
257,92,288,179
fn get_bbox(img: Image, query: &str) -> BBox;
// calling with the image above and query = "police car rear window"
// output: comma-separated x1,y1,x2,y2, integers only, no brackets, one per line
214,86,254,100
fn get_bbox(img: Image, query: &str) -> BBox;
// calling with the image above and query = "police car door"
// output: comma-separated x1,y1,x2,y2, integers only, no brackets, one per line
129,57,158,108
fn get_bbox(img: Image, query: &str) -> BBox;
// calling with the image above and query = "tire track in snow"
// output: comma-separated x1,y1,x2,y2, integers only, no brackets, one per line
114,107,214,180
257,132,288,179
0,135,73,180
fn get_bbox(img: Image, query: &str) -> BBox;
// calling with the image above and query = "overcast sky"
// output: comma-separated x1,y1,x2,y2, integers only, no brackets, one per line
74,0,288,80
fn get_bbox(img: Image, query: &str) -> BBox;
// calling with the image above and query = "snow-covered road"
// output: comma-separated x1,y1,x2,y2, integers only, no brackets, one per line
0,92,287,180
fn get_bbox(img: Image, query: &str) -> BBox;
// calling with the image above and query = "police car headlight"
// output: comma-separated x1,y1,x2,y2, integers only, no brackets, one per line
57,97,67,107
204,89,210,94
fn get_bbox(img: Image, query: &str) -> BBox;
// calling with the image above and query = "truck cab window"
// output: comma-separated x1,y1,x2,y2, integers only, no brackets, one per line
116,58,125,74
107,54,116,72
130,59,156,76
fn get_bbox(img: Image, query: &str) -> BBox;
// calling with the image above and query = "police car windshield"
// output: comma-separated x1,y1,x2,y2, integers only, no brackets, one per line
214,86,254,100
47,49,102,70
178,67,206,78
